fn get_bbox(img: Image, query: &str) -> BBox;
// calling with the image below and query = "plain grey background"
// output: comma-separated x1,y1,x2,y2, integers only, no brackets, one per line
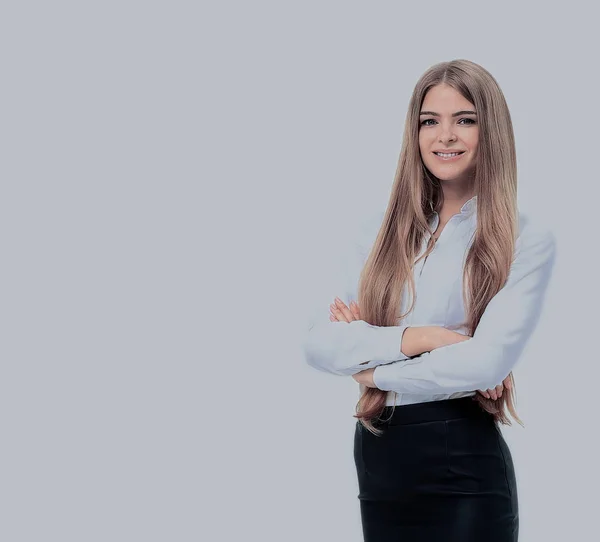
2,1,598,541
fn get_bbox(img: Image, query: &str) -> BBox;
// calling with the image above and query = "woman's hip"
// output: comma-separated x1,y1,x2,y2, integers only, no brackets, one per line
354,396,518,507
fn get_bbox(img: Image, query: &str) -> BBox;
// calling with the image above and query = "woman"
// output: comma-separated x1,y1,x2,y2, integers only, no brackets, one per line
302,59,556,541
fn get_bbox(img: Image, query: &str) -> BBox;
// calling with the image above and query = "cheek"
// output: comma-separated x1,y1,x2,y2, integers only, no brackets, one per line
468,141,478,160
467,129,479,151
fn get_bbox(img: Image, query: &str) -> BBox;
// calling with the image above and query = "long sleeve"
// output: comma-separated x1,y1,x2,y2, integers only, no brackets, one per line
372,224,557,394
301,212,412,376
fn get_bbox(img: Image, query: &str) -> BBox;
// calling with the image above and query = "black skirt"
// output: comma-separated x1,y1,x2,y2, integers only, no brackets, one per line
354,396,519,541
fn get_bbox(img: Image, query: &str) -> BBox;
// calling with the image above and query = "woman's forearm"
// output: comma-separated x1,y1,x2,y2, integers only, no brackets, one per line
400,326,436,357
401,326,470,357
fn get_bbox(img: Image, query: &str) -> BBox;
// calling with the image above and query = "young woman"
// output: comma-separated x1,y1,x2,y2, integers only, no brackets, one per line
302,59,557,541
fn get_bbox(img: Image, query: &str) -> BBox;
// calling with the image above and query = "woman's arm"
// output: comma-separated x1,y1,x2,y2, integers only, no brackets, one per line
302,212,434,376
371,224,557,394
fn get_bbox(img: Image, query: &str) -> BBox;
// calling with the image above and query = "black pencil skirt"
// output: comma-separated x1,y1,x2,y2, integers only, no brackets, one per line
354,396,519,541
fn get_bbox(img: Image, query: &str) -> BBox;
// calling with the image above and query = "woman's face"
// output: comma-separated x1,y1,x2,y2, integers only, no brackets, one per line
418,83,479,185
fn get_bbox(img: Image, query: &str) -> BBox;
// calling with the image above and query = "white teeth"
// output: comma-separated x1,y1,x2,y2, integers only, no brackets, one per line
435,152,463,157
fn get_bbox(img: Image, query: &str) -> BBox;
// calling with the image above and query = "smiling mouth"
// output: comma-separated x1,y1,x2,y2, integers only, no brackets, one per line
433,151,466,162
433,151,465,157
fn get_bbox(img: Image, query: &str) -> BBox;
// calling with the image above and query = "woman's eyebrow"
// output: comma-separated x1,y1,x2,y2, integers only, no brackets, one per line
419,110,477,117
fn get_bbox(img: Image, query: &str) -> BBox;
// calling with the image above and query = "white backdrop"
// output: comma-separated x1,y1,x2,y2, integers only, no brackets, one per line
1,1,597,541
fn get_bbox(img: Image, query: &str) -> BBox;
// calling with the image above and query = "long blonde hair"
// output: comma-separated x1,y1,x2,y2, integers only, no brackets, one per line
355,59,521,436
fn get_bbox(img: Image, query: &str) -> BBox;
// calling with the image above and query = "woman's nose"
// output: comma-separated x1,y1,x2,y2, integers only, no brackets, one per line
439,129,457,143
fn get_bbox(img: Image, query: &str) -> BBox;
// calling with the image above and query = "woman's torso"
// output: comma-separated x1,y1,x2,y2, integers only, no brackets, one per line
363,197,479,406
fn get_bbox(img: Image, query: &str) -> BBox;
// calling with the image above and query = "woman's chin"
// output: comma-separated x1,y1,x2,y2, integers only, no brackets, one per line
426,165,475,183
431,172,466,182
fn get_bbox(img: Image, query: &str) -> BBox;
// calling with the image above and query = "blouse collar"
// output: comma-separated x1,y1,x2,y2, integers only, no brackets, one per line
429,195,477,230
459,195,477,217
432,195,477,219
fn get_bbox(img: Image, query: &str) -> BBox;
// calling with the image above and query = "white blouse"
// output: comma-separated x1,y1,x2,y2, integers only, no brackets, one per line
301,195,557,407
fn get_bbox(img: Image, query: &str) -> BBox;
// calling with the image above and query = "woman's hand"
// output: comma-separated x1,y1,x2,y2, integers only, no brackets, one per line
329,297,361,322
352,367,377,388
477,373,512,400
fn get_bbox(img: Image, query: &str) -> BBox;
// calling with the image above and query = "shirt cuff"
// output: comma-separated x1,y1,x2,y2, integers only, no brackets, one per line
349,325,411,373
372,362,395,391
377,323,411,360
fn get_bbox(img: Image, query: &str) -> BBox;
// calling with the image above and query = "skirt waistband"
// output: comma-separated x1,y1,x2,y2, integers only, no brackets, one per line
374,396,492,426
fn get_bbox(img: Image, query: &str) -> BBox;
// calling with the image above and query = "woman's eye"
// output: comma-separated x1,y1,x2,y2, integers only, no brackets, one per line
420,118,476,126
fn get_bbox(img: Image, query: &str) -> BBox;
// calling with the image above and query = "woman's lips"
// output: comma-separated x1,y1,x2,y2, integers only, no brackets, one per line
433,151,465,162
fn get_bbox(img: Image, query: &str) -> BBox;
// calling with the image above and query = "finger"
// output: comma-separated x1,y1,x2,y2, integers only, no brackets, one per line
330,303,349,323
504,375,512,390
350,301,361,320
489,388,497,400
335,297,354,321
329,314,336,322
496,384,503,398
334,297,355,322
477,390,490,399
